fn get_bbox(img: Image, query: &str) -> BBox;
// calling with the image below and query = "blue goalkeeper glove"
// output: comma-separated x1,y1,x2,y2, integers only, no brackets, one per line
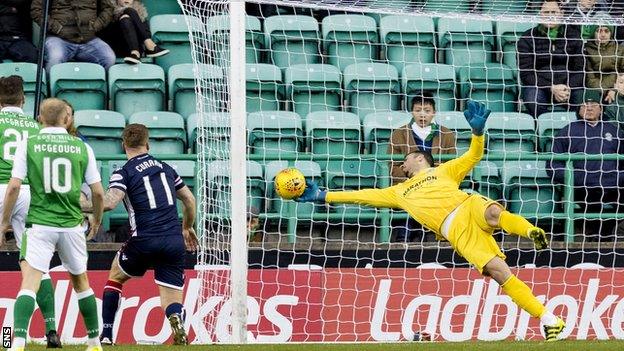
295,181,327,203
463,100,491,136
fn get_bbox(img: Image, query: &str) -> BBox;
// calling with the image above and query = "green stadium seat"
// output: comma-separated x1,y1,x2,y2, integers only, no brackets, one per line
501,160,560,216
424,0,471,12
108,64,165,118
264,15,321,69
435,111,472,153
265,160,321,220
496,21,536,75
306,111,361,156
362,111,412,155
474,161,503,201
438,18,494,67
0,62,46,116
343,62,400,119
187,112,230,155
402,63,457,112
285,64,342,118
458,63,517,112
205,160,264,215
246,64,283,112
322,15,378,71
50,63,106,111
482,0,530,14
74,110,125,155
485,112,536,164
537,112,575,152
169,63,223,118
143,0,182,17
129,111,186,154
206,15,264,64
247,111,302,155
380,15,436,72
150,15,201,72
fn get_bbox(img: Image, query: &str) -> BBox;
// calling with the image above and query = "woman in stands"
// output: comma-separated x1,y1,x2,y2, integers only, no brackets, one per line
584,17,624,104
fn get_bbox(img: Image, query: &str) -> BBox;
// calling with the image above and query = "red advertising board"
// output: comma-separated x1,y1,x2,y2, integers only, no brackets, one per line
1,268,623,343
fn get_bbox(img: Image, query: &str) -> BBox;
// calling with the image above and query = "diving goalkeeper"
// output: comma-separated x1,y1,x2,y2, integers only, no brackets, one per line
296,100,565,341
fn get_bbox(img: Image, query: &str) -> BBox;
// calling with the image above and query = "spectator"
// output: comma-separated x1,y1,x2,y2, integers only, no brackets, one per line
31,0,116,72
518,0,585,118
387,93,456,185
111,0,169,64
604,73,624,122
248,206,262,242
546,89,624,238
564,0,610,39
584,21,624,100
0,0,37,63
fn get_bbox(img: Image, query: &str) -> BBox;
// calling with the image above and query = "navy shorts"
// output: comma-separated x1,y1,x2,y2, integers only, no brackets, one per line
117,234,186,289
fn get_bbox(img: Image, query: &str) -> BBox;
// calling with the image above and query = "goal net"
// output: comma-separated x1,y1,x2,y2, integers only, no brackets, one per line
179,0,624,343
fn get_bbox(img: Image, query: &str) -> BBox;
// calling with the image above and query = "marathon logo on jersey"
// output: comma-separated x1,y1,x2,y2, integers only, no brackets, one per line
135,159,164,172
402,175,437,196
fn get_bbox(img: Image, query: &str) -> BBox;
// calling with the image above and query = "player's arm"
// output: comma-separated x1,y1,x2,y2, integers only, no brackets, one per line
80,188,125,213
296,181,400,208
0,140,27,243
177,185,198,251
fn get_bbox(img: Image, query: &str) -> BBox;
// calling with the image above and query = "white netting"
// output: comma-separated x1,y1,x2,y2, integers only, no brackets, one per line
181,0,624,343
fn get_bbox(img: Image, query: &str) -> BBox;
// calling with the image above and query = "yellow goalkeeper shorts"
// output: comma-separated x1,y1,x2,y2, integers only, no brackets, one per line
446,194,506,274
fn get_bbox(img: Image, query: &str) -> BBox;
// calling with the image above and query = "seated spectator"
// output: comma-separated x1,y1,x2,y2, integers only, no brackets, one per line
112,0,169,64
604,73,624,122
546,89,624,239
564,0,610,40
31,0,116,72
0,0,37,63
585,21,624,100
518,0,585,118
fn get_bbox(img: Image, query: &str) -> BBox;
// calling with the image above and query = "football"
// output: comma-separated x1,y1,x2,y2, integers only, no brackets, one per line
274,168,306,200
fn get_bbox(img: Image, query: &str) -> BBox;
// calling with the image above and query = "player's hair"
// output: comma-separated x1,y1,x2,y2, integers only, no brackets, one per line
122,123,150,149
406,150,435,167
410,92,436,111
39,98,69,126
0,75,25,106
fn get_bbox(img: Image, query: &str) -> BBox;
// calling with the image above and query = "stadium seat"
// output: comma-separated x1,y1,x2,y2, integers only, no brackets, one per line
206,15,264,64
143,0,182,17
246,64,283,112
402,63,457,112
485,112,537,164
458,63,517,112
50,63,106,111
150,15,201,71
496,21,535,74
474,161,503,202
187,112,230,154
306,111,361,156
435,111,472,153
129,111,186,154
74,110,126,155
0,62,46,116
482,0,530,14
501,160,560,216
380,15,436,72
169,63,223,118
362,111,412,155
285,64,342,118
344,63,400,120
264,15,321,69
437,18,494,67
424,0,471,12
108,64,165,118
205,160,264,215
537,112,575,152
265,160,321,220
247,111,302,155
322,15,378,71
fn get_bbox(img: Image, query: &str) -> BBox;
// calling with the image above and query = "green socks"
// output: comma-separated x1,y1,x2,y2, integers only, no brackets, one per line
77,288,100,339
37,275,57,333
14,290,37,340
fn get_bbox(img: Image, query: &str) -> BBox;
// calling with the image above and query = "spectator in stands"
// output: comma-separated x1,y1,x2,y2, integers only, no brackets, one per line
111,0,169,64
0,0,37,63
604,73,624,122
585,21,624,100
565,0,610,40
547,89,624,238
31,0,116,72
518,0,585,118
248,206,262,242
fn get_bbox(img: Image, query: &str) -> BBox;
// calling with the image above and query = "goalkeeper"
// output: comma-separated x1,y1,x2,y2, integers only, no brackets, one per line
296,100,565,341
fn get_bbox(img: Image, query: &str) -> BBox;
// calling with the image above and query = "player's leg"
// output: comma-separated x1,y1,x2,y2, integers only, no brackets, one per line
100,254,133,344
484,257,565,341
484,203,549,250
158,285,187,345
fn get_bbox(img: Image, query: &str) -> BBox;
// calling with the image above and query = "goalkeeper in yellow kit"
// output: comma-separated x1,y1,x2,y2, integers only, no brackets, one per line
295,100,565,341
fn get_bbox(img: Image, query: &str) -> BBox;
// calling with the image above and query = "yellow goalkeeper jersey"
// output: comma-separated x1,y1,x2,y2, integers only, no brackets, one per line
326,135,485,239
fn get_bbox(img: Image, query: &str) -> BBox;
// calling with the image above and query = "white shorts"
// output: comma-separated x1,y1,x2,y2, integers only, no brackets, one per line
0,184,30,248
20,224,88,275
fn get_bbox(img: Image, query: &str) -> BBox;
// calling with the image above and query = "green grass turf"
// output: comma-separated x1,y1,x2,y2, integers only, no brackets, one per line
18,340,624,351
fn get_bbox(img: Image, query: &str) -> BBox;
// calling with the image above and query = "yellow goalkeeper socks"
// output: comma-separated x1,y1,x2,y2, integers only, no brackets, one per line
499,211,532,238
501,275,546,318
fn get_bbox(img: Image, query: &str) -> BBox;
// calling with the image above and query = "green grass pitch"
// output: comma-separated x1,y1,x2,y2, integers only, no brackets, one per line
19,341,624,351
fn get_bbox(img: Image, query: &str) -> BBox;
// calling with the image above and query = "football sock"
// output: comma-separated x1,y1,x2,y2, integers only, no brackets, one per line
14,289,36,344
77,288,100,340
500,275,546,318
165,302,185,319
101,280,123,340
37,274,57,333
499,211,532,238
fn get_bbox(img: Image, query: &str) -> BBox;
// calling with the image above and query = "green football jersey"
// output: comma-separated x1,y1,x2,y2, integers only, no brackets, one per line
0,112,40,184
25,132,89,228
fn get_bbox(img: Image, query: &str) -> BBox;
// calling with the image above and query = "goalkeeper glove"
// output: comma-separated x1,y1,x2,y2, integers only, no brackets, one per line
463,100,491,136
295,181,327,203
